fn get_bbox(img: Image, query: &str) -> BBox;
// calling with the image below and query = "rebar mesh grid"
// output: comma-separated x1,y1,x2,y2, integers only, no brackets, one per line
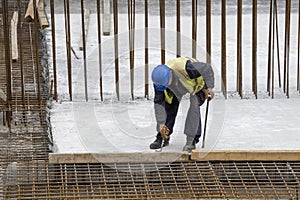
1,1,300,199
0,1,52,200
0,105,52,161
0,0,51,155
2,161,299,199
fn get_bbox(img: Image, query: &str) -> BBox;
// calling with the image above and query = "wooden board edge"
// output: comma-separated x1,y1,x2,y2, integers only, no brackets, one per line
49,152,190,164
191,150,300,161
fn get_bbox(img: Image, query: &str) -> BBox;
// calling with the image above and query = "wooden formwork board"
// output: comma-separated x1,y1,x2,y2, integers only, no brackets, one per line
24,0,49,29
191,150,300,161
24,0,40,21
11,11,18,62
49,152,190,164
50,150,300,164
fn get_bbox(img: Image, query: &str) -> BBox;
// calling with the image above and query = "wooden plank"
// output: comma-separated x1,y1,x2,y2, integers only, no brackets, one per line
24,0,39,22
11,11,18,62
191,150,300,161
49,152,190,164
80,8,90,51
37,0,49,29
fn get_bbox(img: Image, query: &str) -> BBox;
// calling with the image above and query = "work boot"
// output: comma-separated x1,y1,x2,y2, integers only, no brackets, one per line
150,136,169,149
182,136,196,152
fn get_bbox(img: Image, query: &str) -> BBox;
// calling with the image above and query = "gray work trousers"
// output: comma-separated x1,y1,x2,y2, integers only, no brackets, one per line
184,93,204,143
158,91,205,143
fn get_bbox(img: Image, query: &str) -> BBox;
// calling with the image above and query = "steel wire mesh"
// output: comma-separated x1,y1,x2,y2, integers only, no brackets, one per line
2,161,299,199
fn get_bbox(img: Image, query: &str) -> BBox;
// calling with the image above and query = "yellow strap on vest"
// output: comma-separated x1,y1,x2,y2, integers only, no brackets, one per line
180,76,205,95
164,90,174,104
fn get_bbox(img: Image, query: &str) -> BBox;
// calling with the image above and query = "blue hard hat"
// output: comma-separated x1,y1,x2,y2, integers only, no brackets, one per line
151,64,171,91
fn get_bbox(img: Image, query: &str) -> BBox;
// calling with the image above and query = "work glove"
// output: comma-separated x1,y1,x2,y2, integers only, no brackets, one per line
159,124,170,139
205,88,214,101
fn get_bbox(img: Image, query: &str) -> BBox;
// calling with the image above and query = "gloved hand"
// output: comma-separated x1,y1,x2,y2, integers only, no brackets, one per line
205,88,214,101
159,124,170,139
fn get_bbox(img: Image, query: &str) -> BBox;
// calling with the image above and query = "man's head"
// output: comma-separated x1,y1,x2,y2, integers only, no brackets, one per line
151,64,171,91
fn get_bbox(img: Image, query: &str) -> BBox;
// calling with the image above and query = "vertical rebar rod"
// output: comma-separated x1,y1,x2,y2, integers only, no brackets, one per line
267,0,273,96
64,0,72,101
237,0,242,98
128,0,135,100
2,0,12,126
160,0,165,64
272,7,275,99
18,0,27,124
221,0,227,99
176,0,181,58
133,0,136,99
274,0,281,88
81,0,88,101
145,0,149,98
34,0,44,127
283,2,287,94
206,0,211,64
33,0,41,102
97,0,103,101
113,0,119,100
192,0,197,58
298,0,300,92
128,0,132,99
18,0,25,104
284,0,291,98
50,0,57,100
252,0,257,99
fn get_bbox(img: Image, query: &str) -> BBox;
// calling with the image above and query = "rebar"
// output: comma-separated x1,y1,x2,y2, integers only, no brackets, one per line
274,0,281,89
145,0,149,98
96,0,103,101
272,6,275,99
221,0,227,99
192,0,197,58
267,0,273,97
252,0,257,99
128,0,135,100
17,0,25,105
237,0,242,98
2,0,12,127
33,0,40,102
298,0,300,92
265,0,280,99
113,0,119,100
206,0,211,64
284,0,291,98
3,161,300,199
80,0,88,102
176,0,181,58
1,1,300,199
0,3,52,200
63,0,72,101
160,0,165,64
50,0,57,101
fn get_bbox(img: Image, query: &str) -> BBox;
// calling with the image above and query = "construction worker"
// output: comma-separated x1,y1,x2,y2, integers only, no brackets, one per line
150,57,215,152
